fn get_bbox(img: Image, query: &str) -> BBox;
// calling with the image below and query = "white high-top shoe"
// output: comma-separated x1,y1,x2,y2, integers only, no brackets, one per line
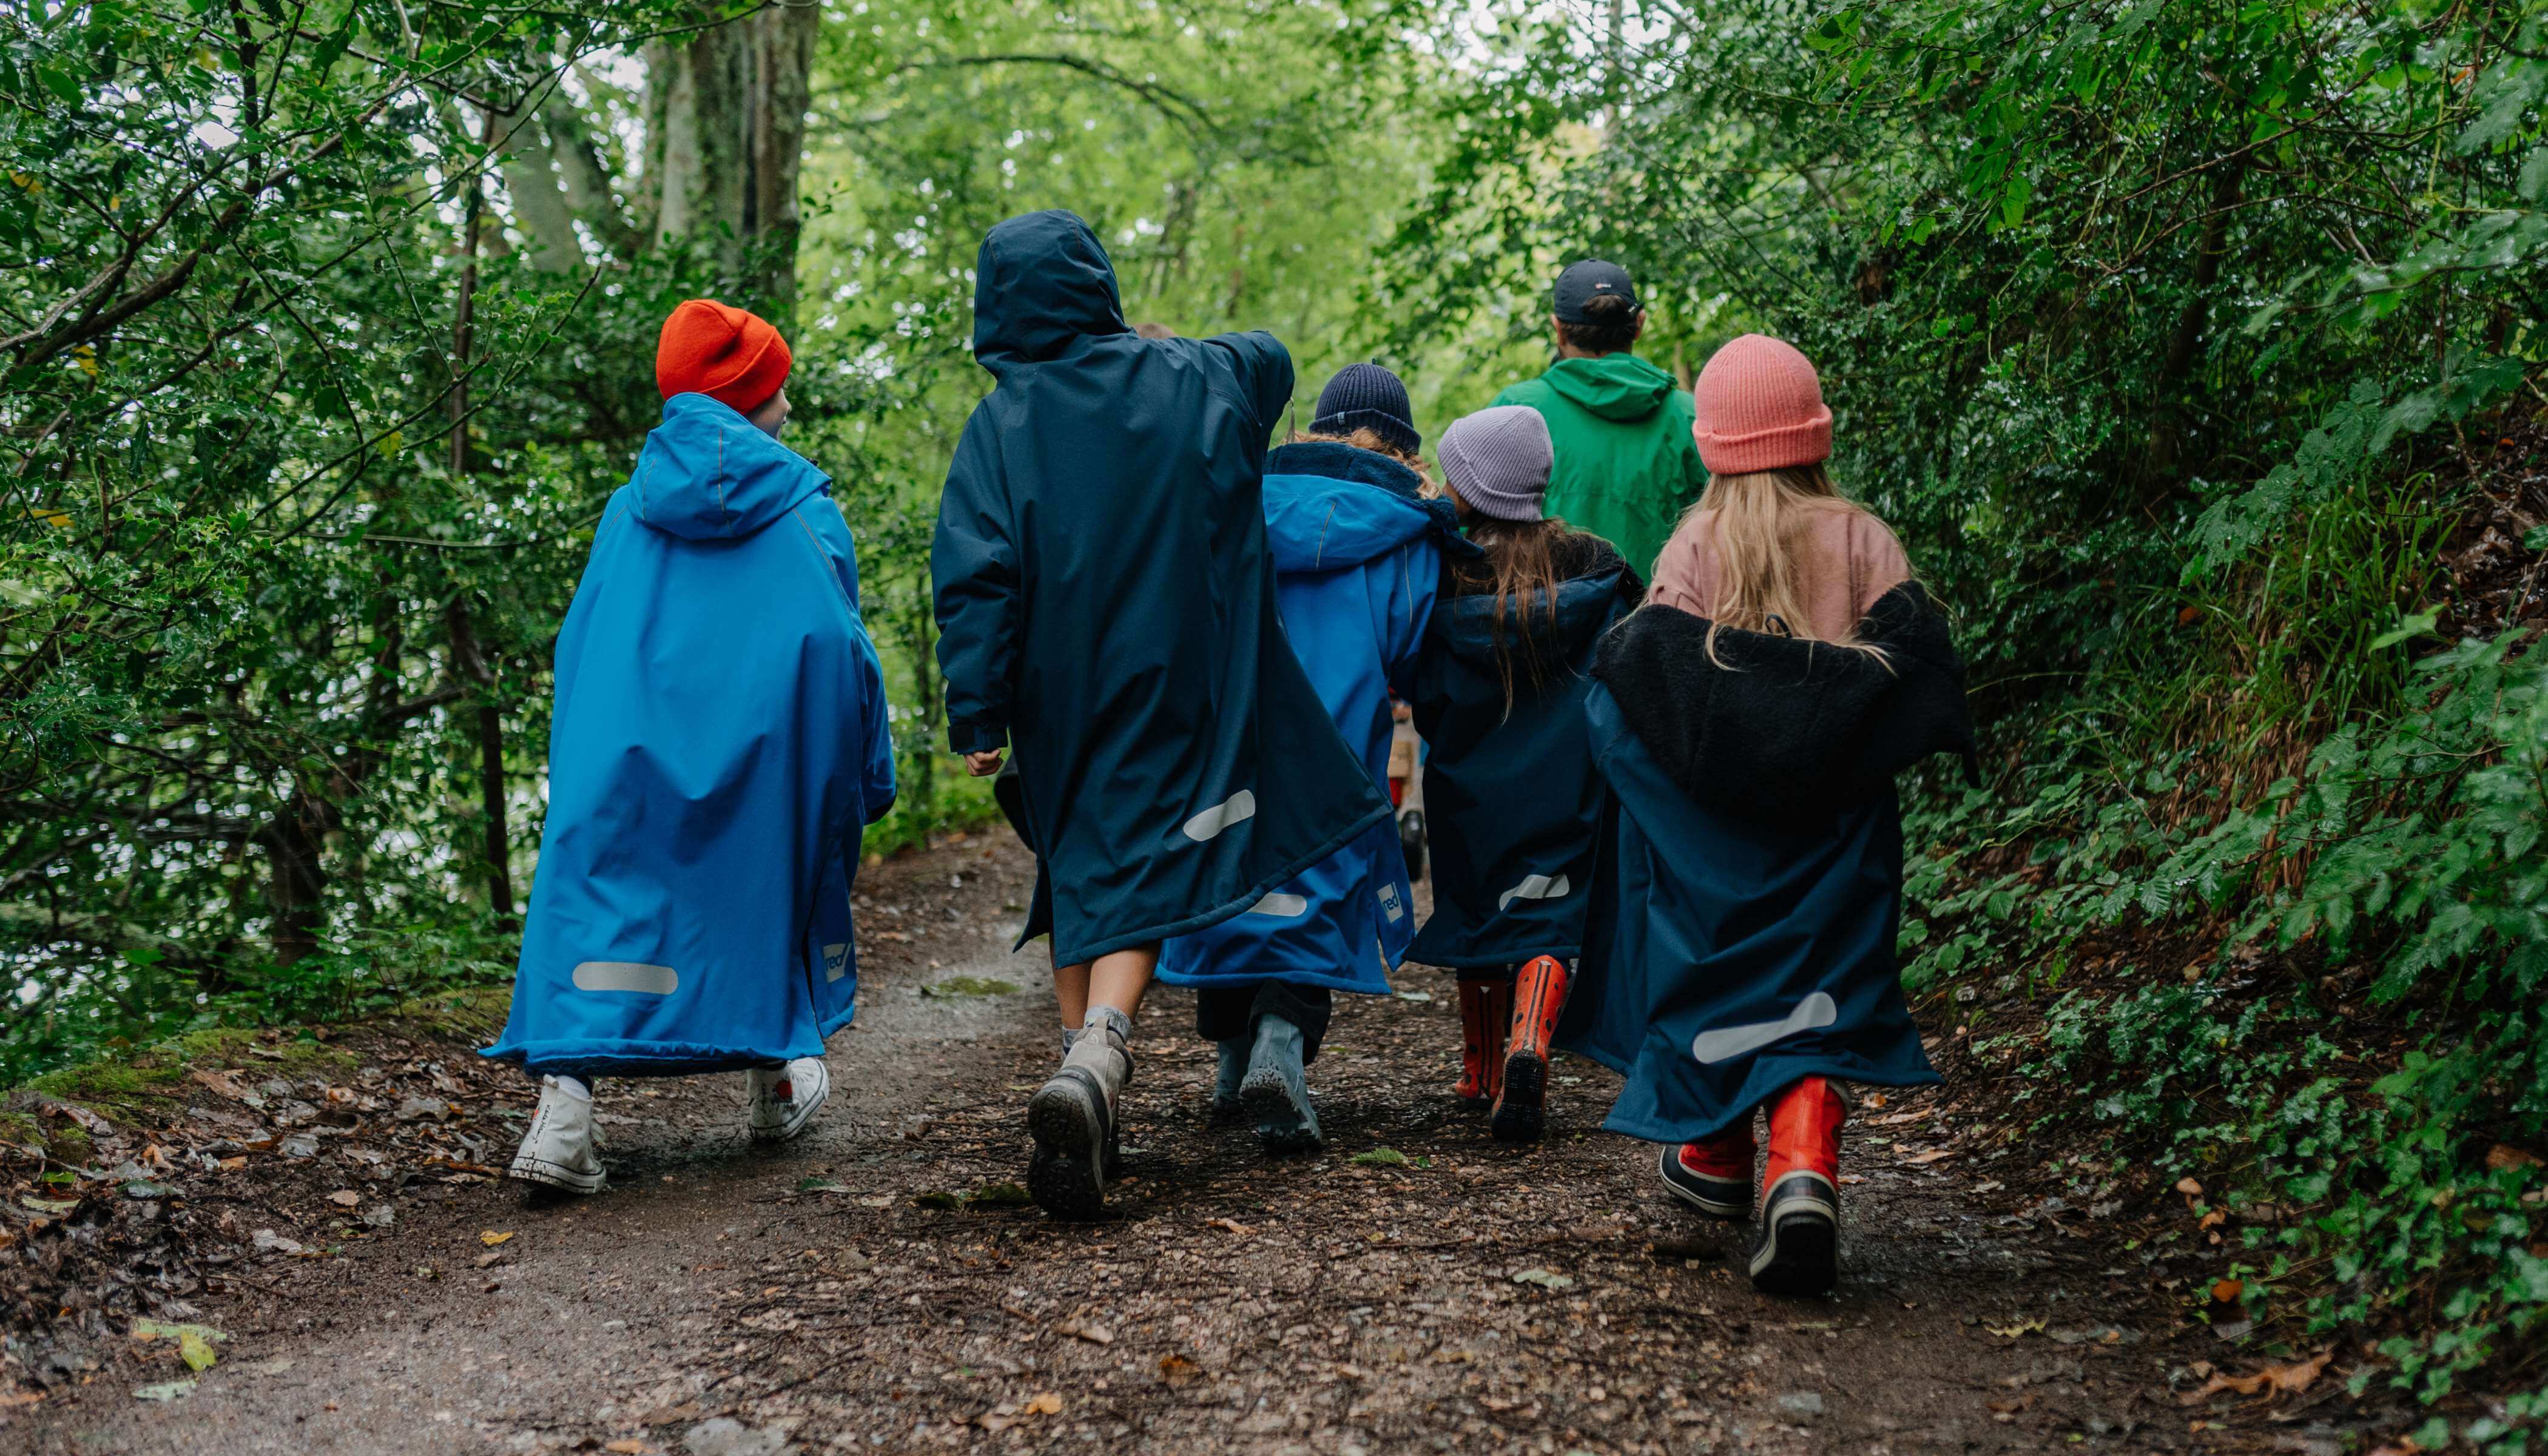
507,1076,605,1195
745,1057,831,1142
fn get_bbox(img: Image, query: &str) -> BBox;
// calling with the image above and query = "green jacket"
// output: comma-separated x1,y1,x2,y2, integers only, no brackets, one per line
1493,354,1705,577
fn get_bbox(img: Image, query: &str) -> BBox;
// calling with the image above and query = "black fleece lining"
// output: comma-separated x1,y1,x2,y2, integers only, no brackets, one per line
1591,583,1981,821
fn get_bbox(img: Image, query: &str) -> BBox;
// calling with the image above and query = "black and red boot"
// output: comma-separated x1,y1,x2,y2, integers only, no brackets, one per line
1489,957,1569,1144
1659,1121,1755,1218
1455,979,1511,1106
1749,1076,1844,1295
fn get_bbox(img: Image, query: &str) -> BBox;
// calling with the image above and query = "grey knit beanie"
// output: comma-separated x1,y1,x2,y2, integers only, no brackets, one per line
1437,405,1554,522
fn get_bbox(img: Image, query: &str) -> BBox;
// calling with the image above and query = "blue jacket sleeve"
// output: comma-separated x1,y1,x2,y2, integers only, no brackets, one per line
930,408,1020,755
1383,539,1441,699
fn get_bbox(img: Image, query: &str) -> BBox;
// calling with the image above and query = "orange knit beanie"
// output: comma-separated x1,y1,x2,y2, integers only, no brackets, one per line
656,298,792,414
1690,333,1833,474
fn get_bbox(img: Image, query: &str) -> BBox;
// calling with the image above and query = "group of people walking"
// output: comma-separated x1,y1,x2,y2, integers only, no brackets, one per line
484,209,1976,1300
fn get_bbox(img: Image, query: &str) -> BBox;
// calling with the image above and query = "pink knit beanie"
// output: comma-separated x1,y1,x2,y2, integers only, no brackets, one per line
1690,333,1833,474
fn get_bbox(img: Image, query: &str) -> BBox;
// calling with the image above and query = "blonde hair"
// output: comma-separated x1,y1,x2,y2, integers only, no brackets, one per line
1686,463,1890,666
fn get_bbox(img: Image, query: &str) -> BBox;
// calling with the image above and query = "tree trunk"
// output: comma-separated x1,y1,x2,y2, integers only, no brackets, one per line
445,600,516,926
645,1,818,314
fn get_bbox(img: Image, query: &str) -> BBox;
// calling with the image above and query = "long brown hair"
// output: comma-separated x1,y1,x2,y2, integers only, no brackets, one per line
1686,462,1891,667
1441,491,1582,711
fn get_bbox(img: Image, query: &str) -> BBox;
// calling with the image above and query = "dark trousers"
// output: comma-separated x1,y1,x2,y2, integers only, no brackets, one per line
1194,981,1333,1065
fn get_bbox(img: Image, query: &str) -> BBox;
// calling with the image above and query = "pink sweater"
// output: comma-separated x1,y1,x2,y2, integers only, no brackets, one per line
1647,504,1911,643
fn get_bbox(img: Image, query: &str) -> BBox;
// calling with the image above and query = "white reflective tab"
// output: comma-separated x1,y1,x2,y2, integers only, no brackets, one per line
822,942,850,982
1497,872,1571,912
1182,789,1257,842
1690,991,1838,1065
571,961,678,996
1247,891,1309,917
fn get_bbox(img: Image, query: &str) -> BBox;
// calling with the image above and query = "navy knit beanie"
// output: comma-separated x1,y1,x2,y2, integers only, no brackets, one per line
1310,362,1421,457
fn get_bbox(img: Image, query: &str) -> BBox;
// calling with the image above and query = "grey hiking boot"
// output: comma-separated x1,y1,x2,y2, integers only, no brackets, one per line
508,1076,605,1196
1211,1038,1249,1124
1239,1013,1323,1155
1028,1008,1132,1220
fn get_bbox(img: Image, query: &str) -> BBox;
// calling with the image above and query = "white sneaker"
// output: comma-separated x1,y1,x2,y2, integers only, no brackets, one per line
507,1076,605,1194
746,1057,831,1142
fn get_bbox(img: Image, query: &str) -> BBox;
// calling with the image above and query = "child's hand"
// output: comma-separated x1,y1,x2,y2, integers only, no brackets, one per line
965,750,1004,777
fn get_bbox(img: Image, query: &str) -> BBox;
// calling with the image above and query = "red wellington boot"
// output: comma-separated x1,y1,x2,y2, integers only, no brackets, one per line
1658,1121,1756,1219
1489,957,1569,1144
1750,1076,1845,1295
1455,980,1507,1105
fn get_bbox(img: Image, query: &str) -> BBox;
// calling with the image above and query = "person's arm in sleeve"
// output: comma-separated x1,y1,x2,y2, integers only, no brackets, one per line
794,496,899,824
930,411,1021,762
1204,329,1295,442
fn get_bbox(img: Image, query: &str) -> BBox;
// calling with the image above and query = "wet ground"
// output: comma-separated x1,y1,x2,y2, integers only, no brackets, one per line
6,832,2373,1454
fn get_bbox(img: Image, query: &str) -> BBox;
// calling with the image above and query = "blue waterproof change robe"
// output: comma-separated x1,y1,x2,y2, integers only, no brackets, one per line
1158,442,1468,996
485,394,897,1079
1403,544,1640,970
931,212,1392,966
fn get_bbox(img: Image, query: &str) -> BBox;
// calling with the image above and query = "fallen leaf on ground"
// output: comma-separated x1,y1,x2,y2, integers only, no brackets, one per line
2175,1177,2203,1197
1511,1268,1576,1291
1902,1148,1954,1165
2179,1351,2331,1404
1986,1317,2046,1338
604,1441,652,1454
2486,1143,2543,1172
1350,1147,1409,1167
1205,1217,1254,1237
479,1230,514,1247
969,1182,1033,1207
328,1190,360,1208
251,1229,303,1255
132,1318,227,1346
1023,1391,1063,1417
1060,1321,1114,1346
178,1330,218,1372
132,1381,195,1402
2211,1278,2243,1303
1158,1354,1199,1385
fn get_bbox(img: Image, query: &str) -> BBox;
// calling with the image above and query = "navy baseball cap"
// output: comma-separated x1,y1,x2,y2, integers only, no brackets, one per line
1554,260,1640,323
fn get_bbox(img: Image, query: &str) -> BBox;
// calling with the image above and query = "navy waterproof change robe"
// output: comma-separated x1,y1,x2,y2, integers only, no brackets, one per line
1556,590,1978,1141
1403,547,1640,970
1158,442,1467,996
930,211,1392,966
485,394,898,1079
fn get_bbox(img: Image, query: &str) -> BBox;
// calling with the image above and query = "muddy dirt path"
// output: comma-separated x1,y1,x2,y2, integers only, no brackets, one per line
13,833,2358,1455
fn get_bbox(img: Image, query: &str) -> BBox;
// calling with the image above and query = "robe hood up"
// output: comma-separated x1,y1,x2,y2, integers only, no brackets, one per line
486,394,897,1078
932,211,1391,967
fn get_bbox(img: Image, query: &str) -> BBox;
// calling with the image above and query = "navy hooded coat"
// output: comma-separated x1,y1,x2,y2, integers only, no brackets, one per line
1555,589,1976,1142
930,211,1392,966
485,394,897,1079
1158,442,1469,996
1403,540,1640,971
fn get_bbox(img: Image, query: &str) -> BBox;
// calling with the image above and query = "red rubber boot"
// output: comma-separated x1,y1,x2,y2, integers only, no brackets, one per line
1455,981,1498,1104
1750,1077,1844,1295
1658,1121,1756,1219
1490,957,1569,1144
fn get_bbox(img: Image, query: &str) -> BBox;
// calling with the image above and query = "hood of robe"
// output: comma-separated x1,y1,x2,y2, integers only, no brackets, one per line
971,210,1132,377
635,393,832,542
1260,440,1472,575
